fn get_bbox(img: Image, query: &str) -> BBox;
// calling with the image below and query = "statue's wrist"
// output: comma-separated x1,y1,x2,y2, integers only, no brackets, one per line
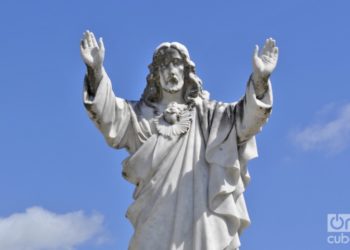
253,71,269,82
251,72,269,99
87,65,103,81
93,64,103,73
86,65,104,96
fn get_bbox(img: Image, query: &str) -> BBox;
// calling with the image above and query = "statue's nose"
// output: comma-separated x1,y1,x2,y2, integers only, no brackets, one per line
168,62,176,72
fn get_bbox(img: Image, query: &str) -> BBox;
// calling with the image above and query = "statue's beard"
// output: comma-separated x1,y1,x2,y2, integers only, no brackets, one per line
161,77,184,94
162,84,182,94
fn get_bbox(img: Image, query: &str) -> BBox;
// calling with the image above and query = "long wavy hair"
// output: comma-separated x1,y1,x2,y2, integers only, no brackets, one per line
141,42,208,108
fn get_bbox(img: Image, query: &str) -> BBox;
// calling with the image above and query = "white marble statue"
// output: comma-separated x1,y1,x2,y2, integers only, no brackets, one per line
80,30,278,250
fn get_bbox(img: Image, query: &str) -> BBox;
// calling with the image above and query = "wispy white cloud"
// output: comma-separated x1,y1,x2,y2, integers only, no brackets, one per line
293,103,350,153
0,207,105,250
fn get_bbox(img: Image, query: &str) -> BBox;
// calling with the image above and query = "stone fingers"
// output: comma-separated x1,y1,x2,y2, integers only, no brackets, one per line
90,32,98,47
98,37,105,51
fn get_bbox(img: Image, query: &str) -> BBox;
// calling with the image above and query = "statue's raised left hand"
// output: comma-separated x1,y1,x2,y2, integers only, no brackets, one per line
253,38,279,79
80,30,105,70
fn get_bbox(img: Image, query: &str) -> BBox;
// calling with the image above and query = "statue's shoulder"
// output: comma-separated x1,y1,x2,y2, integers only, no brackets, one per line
197,98,221,111
125,100,139,109
196,98,239,119
125,100,155,121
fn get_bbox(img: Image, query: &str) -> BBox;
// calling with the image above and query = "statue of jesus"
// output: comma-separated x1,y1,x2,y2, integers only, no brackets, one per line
81,30,278,250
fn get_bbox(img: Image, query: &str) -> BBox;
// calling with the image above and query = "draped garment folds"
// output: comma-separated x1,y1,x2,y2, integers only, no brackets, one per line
83,72,273,250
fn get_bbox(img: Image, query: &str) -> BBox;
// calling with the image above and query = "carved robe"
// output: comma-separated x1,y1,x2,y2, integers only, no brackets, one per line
83,72,272,250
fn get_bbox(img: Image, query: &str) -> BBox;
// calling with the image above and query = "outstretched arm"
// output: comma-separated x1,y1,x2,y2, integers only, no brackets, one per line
81,30,131,150
235,38,279,143
251,38,279,99
80,30,105,96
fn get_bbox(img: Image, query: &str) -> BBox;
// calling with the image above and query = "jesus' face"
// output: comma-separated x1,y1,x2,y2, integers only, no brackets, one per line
158,48,185,94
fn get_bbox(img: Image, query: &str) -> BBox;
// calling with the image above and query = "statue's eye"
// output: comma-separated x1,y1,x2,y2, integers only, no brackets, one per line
173,59,181,66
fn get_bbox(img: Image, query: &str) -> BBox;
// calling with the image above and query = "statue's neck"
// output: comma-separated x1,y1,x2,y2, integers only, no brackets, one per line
159,90,185,107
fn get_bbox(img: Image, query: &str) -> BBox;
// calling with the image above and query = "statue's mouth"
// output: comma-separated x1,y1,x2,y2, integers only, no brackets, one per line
167,76,178,84
162,76,182,93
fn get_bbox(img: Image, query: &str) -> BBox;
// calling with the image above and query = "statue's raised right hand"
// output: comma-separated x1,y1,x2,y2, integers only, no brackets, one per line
80,30,105,70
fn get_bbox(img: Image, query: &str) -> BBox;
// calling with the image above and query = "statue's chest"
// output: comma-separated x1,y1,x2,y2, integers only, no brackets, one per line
135,102,195,139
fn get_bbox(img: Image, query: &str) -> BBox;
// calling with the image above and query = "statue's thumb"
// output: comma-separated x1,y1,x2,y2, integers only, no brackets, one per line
98,38,105,51
253,45,259,58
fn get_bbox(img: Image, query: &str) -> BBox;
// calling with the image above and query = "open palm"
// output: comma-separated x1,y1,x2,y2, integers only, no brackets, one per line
80,30,105,69
253,38,278,78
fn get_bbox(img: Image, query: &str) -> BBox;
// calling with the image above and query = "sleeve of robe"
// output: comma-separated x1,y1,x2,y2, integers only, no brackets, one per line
203,75,273,247
82,70,134,151
234,75,273,144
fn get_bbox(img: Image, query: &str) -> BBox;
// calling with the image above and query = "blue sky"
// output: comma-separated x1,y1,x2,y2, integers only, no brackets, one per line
1,0,350,249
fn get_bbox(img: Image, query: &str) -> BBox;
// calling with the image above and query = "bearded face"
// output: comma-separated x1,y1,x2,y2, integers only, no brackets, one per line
158,48,185,94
